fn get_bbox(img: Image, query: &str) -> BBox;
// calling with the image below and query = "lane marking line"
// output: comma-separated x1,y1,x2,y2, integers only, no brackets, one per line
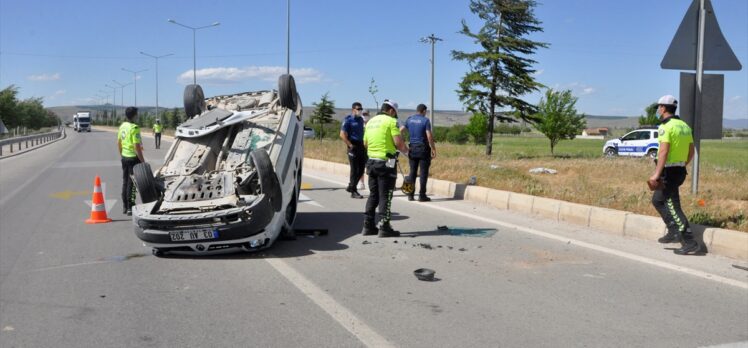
265,257,394,347
303,172,748,290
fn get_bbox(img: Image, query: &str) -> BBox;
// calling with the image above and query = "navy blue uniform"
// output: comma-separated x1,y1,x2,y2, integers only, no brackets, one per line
341,115,367,192
404,114,433,198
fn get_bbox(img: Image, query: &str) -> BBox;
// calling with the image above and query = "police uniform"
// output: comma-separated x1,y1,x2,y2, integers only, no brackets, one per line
153,122,162,149
362,112,400,235
341,114,366,195
119,121,142,213
403,113,433,201
652,115,695,251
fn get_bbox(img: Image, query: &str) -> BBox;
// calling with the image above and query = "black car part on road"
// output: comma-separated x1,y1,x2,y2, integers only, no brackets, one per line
250,149,282,212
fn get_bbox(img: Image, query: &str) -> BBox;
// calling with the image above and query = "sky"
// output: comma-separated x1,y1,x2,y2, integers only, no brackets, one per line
1,0,746,119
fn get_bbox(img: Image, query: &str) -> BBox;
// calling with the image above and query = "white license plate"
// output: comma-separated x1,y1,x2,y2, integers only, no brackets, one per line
169,228,218,242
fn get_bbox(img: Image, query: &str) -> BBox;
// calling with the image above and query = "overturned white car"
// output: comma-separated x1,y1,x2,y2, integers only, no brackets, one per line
131,75,303,256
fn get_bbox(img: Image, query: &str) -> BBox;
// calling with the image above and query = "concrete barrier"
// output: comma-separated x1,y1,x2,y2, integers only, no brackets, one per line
301,157,747,261
532,197,561,220
508,193,534,214
559,202,591,226
589,207,628,235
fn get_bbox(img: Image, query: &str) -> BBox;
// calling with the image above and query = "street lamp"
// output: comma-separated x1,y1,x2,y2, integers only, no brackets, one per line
104,84,118,121
420,34,443,128
167,19,220,85
140,51,173,120
110,80,132,110
122,68,148,107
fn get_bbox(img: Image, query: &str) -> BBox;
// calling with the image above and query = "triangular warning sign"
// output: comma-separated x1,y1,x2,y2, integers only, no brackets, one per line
661,0,742,71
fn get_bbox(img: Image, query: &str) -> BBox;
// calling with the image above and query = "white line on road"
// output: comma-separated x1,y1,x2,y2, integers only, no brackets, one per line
298,193,323,208
265,257,394,347
303,173,748,290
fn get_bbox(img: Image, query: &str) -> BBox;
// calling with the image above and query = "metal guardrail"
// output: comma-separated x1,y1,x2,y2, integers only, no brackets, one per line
0,128,65,156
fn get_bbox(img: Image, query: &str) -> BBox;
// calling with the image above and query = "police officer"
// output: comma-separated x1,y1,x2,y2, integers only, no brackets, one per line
400,104,437,201
153,119,162,149
362,100,409,237
649,95,698,255
118,107,145,216
340,102,366,199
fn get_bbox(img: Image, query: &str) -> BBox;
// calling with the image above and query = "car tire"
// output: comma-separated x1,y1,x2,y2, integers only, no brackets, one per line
278,74,297,110
604,147,617,157
250,149,282,212
184,84,206,119
647,149,658,159
133,163,159,204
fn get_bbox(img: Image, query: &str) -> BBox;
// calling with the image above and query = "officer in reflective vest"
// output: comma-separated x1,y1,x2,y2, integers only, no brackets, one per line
648,95,698,255
361,100,409,237
118,107,145,215
153,119,163,149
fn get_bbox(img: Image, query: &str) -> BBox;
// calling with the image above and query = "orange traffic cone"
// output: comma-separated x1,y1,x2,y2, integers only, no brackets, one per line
85,176,112,224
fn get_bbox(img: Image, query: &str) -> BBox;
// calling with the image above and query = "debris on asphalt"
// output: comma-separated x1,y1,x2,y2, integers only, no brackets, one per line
458,248,467,252
733,264,748,272
413,243,433,250
437,225,448,230
393,240,398,244
413,268,436,281
362,240,371,245
448,227,497,238
447,246,453,250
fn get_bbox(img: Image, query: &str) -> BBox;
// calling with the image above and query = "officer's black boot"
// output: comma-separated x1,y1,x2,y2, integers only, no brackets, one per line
674,230,699,255
377,223,400,238
361,220,378,236
407,194,414,201
418,194,431,202
657,230,681,243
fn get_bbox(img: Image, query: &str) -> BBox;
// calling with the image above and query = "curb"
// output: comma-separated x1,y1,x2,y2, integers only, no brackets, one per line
303,158,748,262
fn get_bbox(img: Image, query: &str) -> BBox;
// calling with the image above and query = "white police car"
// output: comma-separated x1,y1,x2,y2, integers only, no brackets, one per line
603,127,659,158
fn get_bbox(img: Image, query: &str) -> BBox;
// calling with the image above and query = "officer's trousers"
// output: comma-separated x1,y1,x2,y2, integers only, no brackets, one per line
347,141,367,191
364,160,397,226
651,166,692,239
121,156,141,211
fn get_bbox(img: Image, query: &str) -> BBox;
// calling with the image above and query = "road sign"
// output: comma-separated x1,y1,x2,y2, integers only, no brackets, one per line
679,72,724,139
661,0,742,71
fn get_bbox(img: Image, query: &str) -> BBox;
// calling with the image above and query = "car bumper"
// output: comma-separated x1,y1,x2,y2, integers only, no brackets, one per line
132,194,275,253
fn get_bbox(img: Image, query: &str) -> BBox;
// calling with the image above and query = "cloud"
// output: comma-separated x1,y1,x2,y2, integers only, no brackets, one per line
48,90,66,100
725,95,747,118
581,87,596,95
728,95,742,102
28,73,60,81
533,69,544,77
560,82,597,96
177,66,323,85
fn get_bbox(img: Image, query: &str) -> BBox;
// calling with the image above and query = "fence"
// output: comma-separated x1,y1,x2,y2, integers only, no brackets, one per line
0,128,65,156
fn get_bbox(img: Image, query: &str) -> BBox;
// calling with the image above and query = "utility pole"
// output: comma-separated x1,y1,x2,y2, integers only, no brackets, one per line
104,84,118,121
420,34,442,128
141,52,173,120
122,68,148,107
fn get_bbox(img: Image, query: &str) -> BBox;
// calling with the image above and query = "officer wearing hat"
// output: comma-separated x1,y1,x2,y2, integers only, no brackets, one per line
649,95,698,255
361,100,409,237
118,107,145,216
153,119,163,149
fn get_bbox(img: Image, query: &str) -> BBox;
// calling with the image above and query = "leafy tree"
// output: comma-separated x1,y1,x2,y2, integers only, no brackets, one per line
368,78,379,110
638,102,659,126
452,0,547,155
534,89,586,155
310,93,335,139
465,112,488,144
0,85,21,129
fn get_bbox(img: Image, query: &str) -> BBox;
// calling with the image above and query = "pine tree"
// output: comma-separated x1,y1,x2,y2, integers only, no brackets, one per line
452,0,547,155
310,93,335,139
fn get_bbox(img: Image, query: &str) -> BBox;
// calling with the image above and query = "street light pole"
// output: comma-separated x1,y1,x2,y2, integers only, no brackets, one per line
104,84,117,122
140,52,173,120
287,0,290,74
420,34,442,128
122,68,147,107
168,19,220,85
111,80,132,111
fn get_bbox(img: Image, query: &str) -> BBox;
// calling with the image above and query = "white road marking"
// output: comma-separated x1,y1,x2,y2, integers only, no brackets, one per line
303,173,748,290
84,182,117,213
265,257,394,348
298,193,323,208
700,341,748,348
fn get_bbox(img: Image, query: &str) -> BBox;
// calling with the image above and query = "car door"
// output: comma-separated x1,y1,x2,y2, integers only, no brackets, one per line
628,131,652,157
617,131,640,156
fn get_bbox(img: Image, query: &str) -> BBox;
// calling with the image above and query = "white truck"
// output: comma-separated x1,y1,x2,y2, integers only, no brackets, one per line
73,112,91,132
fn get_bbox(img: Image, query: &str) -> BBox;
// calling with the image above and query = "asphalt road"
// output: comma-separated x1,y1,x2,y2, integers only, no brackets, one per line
0,129,747,347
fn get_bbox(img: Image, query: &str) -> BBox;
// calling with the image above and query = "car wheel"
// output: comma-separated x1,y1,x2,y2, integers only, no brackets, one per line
604,147,617,157
250,149,282,212
278,74,297,110
647,149,658,159
183,84,206,119
280,186,299,240
133,163,159,204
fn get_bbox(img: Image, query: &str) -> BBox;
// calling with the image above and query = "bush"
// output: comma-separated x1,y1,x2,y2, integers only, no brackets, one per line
432,126,449,143
465,112,488,145
446,125,469,144
495,123,522,135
